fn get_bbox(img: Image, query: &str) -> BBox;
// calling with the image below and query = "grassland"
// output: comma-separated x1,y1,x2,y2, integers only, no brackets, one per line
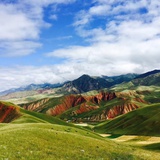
0,103,160,160
1,122,160,160
94,103,160,136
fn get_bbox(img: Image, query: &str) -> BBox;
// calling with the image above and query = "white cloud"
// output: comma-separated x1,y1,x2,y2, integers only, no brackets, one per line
74,10,92,26
0,0,160,91
0,0,76,57
46,0,160,80
0,41,41,57
0,3,42,56
89,5,110,16
0,65,81,92
0,4,39,41
21,0,75,6
50,14,58,20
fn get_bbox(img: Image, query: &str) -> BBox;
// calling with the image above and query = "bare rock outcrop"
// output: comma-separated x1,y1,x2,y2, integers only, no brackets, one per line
0,102,20,123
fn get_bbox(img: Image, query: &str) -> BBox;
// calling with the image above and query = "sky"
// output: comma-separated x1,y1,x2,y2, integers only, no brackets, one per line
0,0,160,92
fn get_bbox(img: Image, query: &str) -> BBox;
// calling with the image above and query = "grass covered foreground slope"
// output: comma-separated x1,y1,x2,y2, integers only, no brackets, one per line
95,103,160,136
0,100,69,125
1,101,160,160
1,123,160,160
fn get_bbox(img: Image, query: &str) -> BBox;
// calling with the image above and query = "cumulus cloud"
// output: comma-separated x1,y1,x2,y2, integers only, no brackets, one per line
0,65,81,92
21,0,75,6
0,4,39,41
0,0,75,57
50,14,58,20
0,0,160,91
46,0,160,81
0,41,41,57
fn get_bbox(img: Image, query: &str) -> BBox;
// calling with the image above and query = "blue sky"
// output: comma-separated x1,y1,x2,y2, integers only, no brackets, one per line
0,0,160,91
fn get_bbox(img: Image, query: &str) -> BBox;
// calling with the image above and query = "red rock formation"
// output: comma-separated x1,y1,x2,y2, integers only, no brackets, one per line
96,92,116,101
75,103,99,115
85,92,116,104
107,103,139,119
47,95,86,116
47,92,117,116
46,92,117,116
0,102,20,123
89,103,140,121
23,98,49,111
134,97,148,104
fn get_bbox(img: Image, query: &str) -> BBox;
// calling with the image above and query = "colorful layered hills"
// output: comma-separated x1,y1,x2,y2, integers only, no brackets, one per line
1,69,159,123
0,69,160,159
0,69,159,103
20,91,149,122
0,101,20,123
1,100,160,160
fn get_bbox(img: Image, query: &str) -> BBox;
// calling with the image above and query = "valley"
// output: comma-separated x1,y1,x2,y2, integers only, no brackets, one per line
0,102,160,160
0,69,160,159
1,0,160,159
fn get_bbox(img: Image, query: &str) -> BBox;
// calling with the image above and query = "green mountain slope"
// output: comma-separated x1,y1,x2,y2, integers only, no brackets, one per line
132,73,160,86
13,107,69,125
95,103,160,136
0,100,69,125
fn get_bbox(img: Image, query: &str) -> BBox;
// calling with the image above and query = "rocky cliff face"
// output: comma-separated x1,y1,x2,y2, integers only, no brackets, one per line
62,74,111,93
107,103,139,119
0,102,20,123
87,103,139,121
74,103,99,115
22,98,49,111
46,95,86,116
22,91,147,122
89,92,116,103
47,92,117,116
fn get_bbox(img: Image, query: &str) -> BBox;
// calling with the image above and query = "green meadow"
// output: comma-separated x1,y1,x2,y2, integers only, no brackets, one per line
0,104,160,160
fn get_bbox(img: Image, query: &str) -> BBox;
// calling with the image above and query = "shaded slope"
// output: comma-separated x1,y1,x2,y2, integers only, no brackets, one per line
95,103,160,136
0,101,20,123
103,73,138,84
135,69,160,79
62,74,111,93
132,73,160,86
111,69,160,93
0,83,62,96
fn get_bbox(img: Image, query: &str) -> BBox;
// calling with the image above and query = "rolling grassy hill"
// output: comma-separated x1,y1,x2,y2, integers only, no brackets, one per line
0,101,160,160
94,103,160,136
2,122,160,160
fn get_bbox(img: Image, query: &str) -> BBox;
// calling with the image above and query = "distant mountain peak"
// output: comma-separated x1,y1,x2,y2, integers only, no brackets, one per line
63,74,111,93
76,74,92,80
135,69,160,79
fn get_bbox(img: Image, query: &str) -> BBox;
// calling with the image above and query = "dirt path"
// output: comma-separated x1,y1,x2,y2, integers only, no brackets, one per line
137,137,160,145
74,123,88,127
103,135,160,145
99,134,111,137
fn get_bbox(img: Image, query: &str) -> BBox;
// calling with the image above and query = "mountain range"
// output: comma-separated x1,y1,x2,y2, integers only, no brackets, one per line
0,72,139,97
0,69,160,159
0,69,160,103
1,100,159,159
